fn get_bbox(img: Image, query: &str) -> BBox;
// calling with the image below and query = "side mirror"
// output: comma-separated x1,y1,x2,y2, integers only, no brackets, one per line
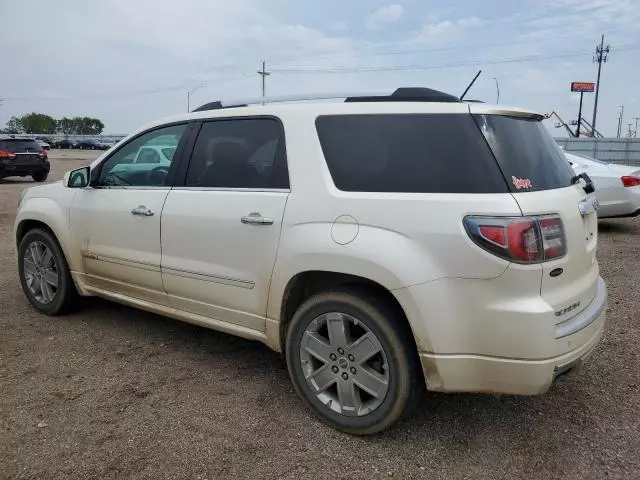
64,166,91,188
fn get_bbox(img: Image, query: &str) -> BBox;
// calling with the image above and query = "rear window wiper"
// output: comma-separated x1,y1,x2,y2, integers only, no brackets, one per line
571,172,595,194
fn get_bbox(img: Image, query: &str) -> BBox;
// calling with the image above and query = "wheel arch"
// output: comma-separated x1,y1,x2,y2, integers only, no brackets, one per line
14,199,79,273
15,218,58,248
274,270,421,367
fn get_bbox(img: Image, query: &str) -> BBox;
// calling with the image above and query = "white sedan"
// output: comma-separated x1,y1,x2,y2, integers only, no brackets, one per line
566,152,640,219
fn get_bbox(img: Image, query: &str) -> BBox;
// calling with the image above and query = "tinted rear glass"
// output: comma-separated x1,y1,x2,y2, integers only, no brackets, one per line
315,114,508,194
474,115,574,192
0,139,40,152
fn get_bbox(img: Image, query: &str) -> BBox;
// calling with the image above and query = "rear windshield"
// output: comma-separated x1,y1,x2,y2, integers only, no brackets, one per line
474,115,574,192
0,139,40,152
315,114,508,194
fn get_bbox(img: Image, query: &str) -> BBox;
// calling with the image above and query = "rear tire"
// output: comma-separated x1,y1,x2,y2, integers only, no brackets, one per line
18,228,77,315
32,173,48,182
286,288,420,435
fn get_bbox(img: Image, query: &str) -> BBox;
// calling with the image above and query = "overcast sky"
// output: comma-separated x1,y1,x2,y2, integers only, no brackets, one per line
1,0,638,136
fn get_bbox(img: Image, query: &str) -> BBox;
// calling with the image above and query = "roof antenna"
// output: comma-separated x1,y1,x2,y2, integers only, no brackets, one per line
460,70,482,101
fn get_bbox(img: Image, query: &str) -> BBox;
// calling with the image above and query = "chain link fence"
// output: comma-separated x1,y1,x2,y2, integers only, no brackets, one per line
554,138,640,167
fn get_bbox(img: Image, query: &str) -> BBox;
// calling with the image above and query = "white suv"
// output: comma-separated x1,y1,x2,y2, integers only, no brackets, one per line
15,88,607,434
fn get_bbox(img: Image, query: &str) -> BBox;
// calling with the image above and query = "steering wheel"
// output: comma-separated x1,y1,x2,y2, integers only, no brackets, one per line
147,166,170,186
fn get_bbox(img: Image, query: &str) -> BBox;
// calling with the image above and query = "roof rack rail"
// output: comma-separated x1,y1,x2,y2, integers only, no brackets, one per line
192,87,460,112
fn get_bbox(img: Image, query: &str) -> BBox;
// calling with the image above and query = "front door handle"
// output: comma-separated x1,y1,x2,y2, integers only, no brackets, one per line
131,205,155,217
241,212,274,225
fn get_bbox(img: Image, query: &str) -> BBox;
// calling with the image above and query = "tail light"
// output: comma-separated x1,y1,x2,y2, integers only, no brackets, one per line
621,176,640,188
464,216,567,263
0,150,17,159
38,149,48,159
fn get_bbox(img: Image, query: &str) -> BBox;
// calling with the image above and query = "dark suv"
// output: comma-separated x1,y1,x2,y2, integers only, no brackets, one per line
0,137,50,182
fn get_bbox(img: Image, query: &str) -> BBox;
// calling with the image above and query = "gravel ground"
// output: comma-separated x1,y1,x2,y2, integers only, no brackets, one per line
1,153,639,479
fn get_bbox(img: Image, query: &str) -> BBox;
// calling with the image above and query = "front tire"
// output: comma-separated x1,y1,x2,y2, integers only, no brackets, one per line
286,289,419,435
18,229,77,315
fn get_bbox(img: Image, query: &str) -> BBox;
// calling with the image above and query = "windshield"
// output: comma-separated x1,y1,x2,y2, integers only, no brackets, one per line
474,115,574,192
0,139,41,152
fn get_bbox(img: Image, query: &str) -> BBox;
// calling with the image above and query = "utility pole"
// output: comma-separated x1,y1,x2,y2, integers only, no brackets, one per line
633,117,639,139
187,85,201,113
617,105,624,138
591,34,610,133
626,123,633,138
257,60,271,99
493,77,500,104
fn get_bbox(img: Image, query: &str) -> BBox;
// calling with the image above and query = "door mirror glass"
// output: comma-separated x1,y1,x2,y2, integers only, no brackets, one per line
65,166,90,188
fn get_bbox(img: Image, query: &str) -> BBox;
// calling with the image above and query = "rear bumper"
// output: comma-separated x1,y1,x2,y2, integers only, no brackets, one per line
0,160,50,177
419,308,604,395
394,270,607,395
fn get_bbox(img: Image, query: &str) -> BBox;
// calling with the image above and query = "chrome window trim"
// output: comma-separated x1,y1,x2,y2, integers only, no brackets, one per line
170,186,290,193
92,186,172,191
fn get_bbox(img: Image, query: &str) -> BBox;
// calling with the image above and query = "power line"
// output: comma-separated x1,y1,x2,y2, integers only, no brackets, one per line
271,43,640,75
3,43,639,103
272,37,571,66
2,74,255,102
271,49,597,74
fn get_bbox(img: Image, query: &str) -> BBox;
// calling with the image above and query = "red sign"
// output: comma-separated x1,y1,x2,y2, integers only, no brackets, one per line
571,82,595,93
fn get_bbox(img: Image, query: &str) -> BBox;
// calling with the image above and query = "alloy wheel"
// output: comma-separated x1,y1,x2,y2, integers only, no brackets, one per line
23,241,59,304
299,312,390,416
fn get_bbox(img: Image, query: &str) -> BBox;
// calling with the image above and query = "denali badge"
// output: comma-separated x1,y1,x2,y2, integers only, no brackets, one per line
555,301,581,317
512,176,533,189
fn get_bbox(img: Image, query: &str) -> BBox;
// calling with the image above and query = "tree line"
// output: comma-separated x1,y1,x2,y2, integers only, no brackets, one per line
1,113,105,135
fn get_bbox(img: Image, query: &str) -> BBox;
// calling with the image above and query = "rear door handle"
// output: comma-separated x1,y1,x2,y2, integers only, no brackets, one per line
131,205,154,216
241,212,274,225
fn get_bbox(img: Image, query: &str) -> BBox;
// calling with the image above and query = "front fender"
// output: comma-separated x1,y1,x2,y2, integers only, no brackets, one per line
14,195,79,271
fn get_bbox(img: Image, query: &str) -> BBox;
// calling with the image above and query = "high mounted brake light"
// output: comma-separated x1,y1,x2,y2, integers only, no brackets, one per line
465,216,567,263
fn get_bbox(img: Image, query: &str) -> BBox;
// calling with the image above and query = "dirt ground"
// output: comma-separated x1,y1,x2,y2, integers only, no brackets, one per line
1,152,639,479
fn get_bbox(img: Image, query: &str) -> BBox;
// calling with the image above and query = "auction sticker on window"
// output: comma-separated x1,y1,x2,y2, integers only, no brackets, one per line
512,176,533,189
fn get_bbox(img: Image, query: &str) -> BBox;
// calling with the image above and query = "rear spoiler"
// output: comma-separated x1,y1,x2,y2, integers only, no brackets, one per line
467,104,544,121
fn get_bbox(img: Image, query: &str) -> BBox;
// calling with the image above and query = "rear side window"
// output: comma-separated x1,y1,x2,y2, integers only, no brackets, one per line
315,114,507,193
474,115,574,192
0,139,40,152
186,118,289,189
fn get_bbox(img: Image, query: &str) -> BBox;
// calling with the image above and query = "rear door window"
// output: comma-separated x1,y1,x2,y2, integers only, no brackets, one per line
185,118,289,189
474,115,574,192
315,114,508,193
